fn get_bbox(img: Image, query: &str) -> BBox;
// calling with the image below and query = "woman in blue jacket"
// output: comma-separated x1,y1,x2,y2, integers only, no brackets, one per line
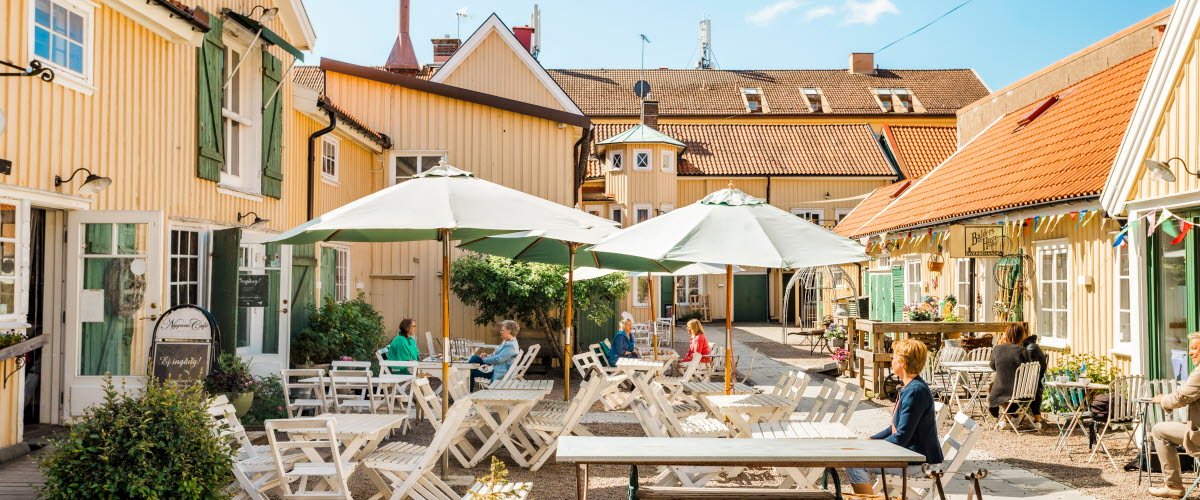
848,339,944,495
469,320,520,391
607,318,640,366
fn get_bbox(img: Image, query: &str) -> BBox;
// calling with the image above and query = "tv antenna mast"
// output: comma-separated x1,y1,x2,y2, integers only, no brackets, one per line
529,4,541,58
696,18,713,69
455,7,472,39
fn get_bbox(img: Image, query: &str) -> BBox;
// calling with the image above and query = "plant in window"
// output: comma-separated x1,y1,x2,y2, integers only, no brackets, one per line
0,330,26,350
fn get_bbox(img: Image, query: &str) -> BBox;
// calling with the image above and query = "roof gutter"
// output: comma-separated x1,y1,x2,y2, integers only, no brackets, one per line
853,194,1101,239
307,107,337,220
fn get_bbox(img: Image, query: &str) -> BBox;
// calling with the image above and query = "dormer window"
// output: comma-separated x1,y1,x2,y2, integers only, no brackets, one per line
802,88,825,113
875,88,894,112
874,88,921,113
741,88,766,113
893,88,914,112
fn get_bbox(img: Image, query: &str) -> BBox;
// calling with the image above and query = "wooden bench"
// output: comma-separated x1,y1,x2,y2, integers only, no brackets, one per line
635,486,834,499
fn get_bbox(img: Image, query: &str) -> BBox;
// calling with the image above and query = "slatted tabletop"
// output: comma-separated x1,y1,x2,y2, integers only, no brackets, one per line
946,365,994,374
615,358,668,371
682,381,757,395
417,360,480,369
300,374,414,384
749,421,859,439
313,413,407,435
705,393,794,409
467,389,546,403
556,436,923,466
489,379,555,393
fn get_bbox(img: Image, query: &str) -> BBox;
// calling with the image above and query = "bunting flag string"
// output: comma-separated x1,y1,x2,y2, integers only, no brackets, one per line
1172,221,1193,245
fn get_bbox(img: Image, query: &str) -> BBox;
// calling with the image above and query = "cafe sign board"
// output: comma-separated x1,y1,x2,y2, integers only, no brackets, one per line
948,224,1007,258
151,305,216,382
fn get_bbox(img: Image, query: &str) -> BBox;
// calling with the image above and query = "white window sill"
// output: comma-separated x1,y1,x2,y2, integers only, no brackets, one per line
1037,337,1070,350
46,70,95,96
632,168,652,172
321,175,340,187
217,185,264,202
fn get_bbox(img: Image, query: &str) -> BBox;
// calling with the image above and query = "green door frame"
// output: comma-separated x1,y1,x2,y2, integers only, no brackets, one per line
1147,211,1200,379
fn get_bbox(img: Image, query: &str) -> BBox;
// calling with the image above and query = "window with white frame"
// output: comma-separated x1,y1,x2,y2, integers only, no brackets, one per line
1036,241,1069,340
633,149,651,171
220,32,261,191
791,208,823,224
741,87,766,113
874,88,920,113
391,152,446,184
169,229,205,307
321,136,339,181
30,0,93,91
334,247,350,302
0,202,28,321
633,275,650,307
583,204,602,217
904,257,922,303
611,206,624,226
1114,242,1131,345
801,87,825,112
634,203,652,224
675,275,702,305
954,258,971,312
835,209,853,223
609,151,623,171
661,150,675,173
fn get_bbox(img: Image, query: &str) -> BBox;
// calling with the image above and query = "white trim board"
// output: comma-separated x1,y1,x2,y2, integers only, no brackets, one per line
1102,0,1200,215
430,14,585,118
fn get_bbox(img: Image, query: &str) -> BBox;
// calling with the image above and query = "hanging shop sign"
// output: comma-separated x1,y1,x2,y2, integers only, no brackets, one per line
948,224,1007,258
151,305,217,382
237,274,269,307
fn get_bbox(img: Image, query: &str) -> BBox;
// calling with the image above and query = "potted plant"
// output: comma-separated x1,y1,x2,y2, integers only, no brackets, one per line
824,324,848,349
205,353,258,417
831,348,851,375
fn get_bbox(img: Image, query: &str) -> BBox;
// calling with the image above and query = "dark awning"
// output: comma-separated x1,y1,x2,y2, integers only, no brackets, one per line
224,10,304,61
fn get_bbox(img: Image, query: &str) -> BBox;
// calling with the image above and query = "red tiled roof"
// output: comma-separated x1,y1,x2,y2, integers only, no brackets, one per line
834,180,910,237
550,69,989,116
881,125,958,179
846,49,1155,238
586,123,896,178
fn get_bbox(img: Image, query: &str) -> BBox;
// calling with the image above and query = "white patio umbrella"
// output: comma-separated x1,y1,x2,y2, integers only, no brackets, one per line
269,163,613,473
631,263,744,353
589,185,870,393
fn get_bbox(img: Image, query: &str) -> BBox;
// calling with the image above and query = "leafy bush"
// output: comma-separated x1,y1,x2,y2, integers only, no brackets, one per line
1047,349,1122,385
677,311,705,323
204,353,257,394
291,294,387,366
242,374,286,426
40,377,234,499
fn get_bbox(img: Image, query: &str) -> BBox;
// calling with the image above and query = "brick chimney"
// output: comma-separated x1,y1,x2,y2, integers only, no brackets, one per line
641,100,659,129
432,37,461,63
385,0,419,74
849,52,875,75
512,26,535,53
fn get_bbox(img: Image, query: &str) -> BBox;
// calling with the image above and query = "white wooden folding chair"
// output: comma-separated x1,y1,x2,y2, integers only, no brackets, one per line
805,379,863,425
408,377,485,468
331,360,371,371
208,396,302,500
510,344,540,380
379,361,419,431
281,369,328,418
375,347,388,364
699,344,724,381
524,373,614,470
572,351,603,378
658,357,703,402
934,401,951,430
629,398,738,488
642,376,731,438
328,368,380,414
877,412,981,500
998,361,1040,433
965,347,992,362
265,417,356,500
475,348,523,390
424,331,439,359
363,400,485,500
1088,375,1143,467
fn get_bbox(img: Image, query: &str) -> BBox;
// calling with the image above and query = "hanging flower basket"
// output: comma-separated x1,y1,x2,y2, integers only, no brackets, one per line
927,254,945,273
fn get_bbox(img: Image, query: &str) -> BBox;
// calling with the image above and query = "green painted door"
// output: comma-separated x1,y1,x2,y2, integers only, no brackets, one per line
868,271,893,322
734,274,769,322
577,296,619,351
291,244,317,339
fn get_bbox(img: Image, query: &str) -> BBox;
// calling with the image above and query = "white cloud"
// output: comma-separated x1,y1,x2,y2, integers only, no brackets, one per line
746,0,803,26
844,0,899,24
804,6,836,21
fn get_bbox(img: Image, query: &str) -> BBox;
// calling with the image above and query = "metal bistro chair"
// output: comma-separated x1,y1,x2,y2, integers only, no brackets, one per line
1089,375,1144,468
1045,375,1093,458
998,362,1041,434
1142,378,1186,487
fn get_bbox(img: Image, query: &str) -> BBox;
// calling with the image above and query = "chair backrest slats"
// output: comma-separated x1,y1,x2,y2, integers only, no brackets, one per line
939,412,982,477
511,344,540,380
1012,362,1041,400
331,360,371,371
281,369,327,418
266,417,353,498
965,347,992,363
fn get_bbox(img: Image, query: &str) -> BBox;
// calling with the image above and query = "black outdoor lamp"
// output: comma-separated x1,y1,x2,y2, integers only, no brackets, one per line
54,168,112,195
238,211,269,227
1145,157,1199,183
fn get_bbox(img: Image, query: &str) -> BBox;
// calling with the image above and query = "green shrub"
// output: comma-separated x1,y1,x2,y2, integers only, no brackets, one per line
40,377,234,499
242,374,287,426
291,294,387,366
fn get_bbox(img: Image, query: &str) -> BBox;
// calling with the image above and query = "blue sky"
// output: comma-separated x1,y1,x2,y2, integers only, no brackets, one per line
302,0,1172,91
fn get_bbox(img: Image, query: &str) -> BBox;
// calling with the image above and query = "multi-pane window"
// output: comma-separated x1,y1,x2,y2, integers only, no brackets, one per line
741,88,765,113
0,204,23,318
802,88,825,112
169,229,204,307
1036,242,1069,339
392,153,445,183
791,208,823,224
633,275,650,307
335,248,350,302
675,275,701,305
875,89,894,112
634,150,651,171
875,88,918,113
1115,243,1131,345
221,41,258,185
661,150,675,172
634,204,651,224
611,207,624,226
904,257,922,303
321,137,338,181
610,151,623,171
955,258,971,316
33,0,88,76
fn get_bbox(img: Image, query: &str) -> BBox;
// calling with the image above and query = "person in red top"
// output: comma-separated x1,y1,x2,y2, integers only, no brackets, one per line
679,319,711,363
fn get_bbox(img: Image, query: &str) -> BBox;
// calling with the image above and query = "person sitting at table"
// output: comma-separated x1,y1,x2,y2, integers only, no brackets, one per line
468,320,520,391
987,323,1032,428
607,317,641,366
679,319,711,364
1148,332,1200,498
847,339,943,496
1022,325,1048,430
385,318,420,375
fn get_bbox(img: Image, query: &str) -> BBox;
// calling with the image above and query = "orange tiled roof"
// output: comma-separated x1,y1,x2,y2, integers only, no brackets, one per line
846,49,1155,238
586,123,896,178
881,125,958,179
834,179,913,237
293,65,324,92
550,68,989,116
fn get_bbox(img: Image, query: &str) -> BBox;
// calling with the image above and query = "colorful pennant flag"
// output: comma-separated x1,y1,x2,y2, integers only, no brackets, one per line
1172,222,1193,245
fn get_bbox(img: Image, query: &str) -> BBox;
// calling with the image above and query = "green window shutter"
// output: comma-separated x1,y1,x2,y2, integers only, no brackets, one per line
320,247,337,302
196,11,224,181
261,50,284,198
891,266,905,322
211,228,242,354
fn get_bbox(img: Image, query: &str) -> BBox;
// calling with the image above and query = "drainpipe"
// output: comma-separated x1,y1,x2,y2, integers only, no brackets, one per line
572,125,594,208
307,105,337,220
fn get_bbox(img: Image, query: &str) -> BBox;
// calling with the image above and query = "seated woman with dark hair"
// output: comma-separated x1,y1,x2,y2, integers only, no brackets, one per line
988,323,1033,428
385,318,421,374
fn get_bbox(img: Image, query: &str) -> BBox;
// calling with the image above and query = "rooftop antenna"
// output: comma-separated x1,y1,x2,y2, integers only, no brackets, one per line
696,18,713,69
639,33,651,83
455,7,472,40
530,4,541,59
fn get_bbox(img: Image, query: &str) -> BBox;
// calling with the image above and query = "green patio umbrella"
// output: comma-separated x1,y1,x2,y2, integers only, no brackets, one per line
269,163,612,474
458,227,690,399
589,185,870,393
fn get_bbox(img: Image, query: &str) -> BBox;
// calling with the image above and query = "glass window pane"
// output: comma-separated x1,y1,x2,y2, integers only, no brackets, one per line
1055,282,1066,309
52,36,68,67
35,0,51,26
236,306,250,348
117,223,144,255
420,156,442,173
1055,311,1066,338
34,27,51,59
80,257,138,376
68,12,83,43
1119,312,1131,343
395,156,417,178
85,223,111,254
52,4,67,35
68,42,83,73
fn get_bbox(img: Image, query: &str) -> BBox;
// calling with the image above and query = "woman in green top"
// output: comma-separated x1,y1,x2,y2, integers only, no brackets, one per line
386,318,420,374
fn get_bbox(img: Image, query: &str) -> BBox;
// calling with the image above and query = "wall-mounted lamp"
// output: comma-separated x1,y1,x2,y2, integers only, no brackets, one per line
824,192,831,200
249,5,279,22
54,168,111,195
237,211,269,227
1145,157,1199,183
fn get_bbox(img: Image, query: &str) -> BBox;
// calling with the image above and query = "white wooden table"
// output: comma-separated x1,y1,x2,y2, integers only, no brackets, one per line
681,381,757,395
749,421,858,439
947,365,994,416
615,357,669,374
556,436,924,500
465,389,546,467
938,360,990,369
704,393,796,437
289,413,407,462
489,379,554,395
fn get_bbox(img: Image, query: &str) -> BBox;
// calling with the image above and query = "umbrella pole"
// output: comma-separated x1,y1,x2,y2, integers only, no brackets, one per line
440,228,451,478
565,245,575,401
725,264,734,395
650,276,658,360
671,277,677,350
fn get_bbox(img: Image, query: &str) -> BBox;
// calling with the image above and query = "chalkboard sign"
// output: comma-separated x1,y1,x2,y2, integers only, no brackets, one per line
153,305,216,341
238,274,270,307
152,342,211,382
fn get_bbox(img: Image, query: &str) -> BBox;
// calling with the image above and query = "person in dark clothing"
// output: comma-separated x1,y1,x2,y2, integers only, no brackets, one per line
988,323,1031,426
1022,327,1048,428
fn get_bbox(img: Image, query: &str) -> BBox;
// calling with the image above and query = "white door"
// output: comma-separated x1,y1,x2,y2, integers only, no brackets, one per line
236,231,291,377
63,211,163,418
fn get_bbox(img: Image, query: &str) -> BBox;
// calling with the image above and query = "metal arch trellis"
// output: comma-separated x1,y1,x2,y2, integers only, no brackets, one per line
993,251,1033,321
780,265,860,343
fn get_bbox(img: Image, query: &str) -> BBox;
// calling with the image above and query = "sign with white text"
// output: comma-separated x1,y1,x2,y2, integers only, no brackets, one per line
152,305,216,341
